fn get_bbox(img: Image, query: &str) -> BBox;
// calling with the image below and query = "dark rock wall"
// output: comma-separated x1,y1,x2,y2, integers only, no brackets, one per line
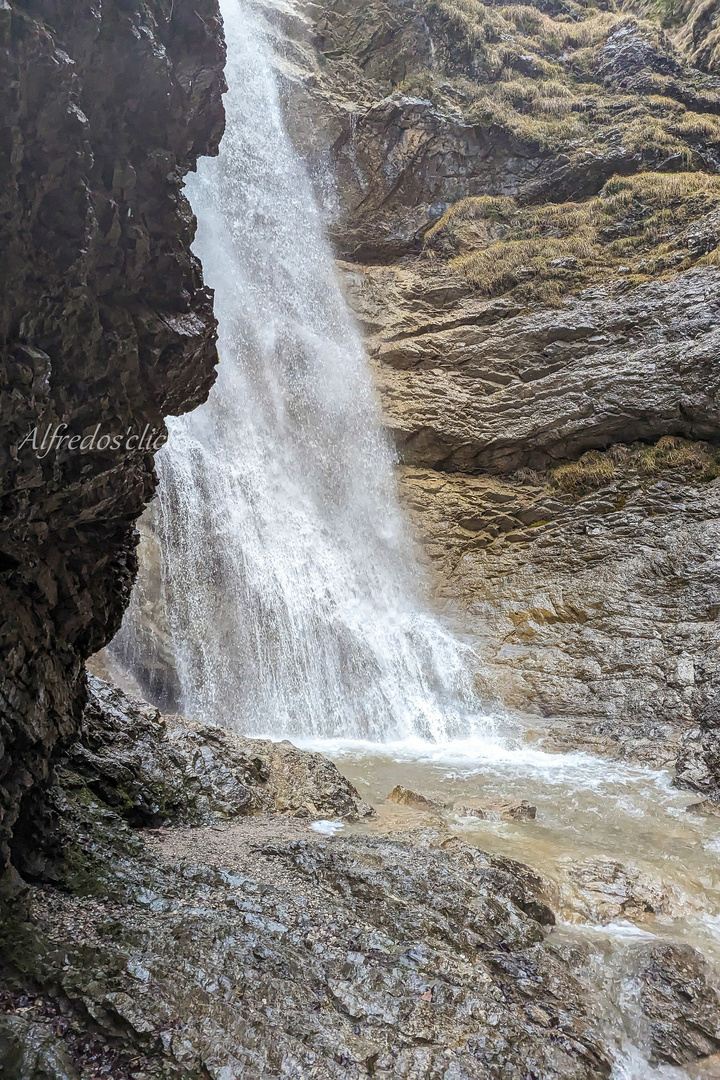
0,0,225,883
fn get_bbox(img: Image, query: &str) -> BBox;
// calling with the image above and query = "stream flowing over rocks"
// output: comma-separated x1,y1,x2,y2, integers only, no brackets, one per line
0,680,685,1078
4,679,720,1078
3,0,720,1076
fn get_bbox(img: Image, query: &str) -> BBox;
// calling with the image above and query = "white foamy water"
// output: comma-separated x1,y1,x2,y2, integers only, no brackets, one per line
109,0,479,741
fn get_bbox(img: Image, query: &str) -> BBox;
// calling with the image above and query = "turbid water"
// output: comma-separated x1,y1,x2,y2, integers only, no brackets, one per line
107,1,720,1077
301,735,720,1079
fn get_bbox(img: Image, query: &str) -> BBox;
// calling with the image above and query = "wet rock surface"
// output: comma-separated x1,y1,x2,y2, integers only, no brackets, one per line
561,856,671,924
547,933,720,1073
0,0,225,882
10,676,373,889
0,1013,79,1080
386,784,444,812
0,683,615,1080
452,798,537,822
634,943,720,1065
2,828,610,1080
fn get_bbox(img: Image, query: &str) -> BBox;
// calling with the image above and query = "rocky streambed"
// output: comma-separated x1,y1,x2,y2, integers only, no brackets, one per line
3,677,720,1079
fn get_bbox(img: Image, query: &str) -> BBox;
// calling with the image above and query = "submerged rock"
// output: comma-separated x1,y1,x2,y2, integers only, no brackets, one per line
563,856,670,924
452,798,537,822
386,785,444,811
685,797,720,816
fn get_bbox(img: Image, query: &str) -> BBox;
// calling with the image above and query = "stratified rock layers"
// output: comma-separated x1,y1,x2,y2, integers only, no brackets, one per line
0,0,225,881
272,0,720,769
1,678,613,1080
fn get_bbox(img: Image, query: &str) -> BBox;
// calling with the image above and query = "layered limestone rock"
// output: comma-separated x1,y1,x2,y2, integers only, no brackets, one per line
264,0,720,770
5,677,720,1078
0,0,225,883
1,679,616,1080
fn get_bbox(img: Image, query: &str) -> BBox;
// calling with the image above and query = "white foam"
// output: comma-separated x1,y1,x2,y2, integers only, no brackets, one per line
282,732,676,796
310,820,345,837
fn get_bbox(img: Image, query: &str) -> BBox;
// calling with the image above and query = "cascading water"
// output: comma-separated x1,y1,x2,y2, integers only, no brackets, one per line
105,6,720,1079
109,0,480,741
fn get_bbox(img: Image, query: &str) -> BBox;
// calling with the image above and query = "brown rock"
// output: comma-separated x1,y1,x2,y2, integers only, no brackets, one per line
686,798,720,816
386,785,443,811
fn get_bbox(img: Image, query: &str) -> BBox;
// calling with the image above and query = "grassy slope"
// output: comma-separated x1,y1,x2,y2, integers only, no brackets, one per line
316,0,720,300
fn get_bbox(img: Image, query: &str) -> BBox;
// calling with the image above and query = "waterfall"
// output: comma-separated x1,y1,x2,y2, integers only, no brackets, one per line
110,0,480,741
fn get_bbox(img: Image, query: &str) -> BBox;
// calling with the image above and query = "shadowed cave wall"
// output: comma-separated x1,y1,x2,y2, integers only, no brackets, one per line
0,0,226,887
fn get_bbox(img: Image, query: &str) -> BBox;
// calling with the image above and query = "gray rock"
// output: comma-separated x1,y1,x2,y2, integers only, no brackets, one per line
75,676,375,826
635,944,720,1065
0,688,613,1080
563,856,669,924
453,798,537,822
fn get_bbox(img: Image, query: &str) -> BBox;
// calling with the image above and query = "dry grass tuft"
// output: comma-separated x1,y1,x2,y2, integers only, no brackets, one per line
426,171,720,301
552,437,720,494
552,452,616,494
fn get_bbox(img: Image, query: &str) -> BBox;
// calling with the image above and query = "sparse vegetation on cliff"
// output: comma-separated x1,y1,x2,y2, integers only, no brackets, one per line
426,171,720,301
551,435,720,493
393,0,720,163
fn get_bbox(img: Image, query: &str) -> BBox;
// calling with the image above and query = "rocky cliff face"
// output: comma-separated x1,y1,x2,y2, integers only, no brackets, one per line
0,0,225,886
269,0,720,777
